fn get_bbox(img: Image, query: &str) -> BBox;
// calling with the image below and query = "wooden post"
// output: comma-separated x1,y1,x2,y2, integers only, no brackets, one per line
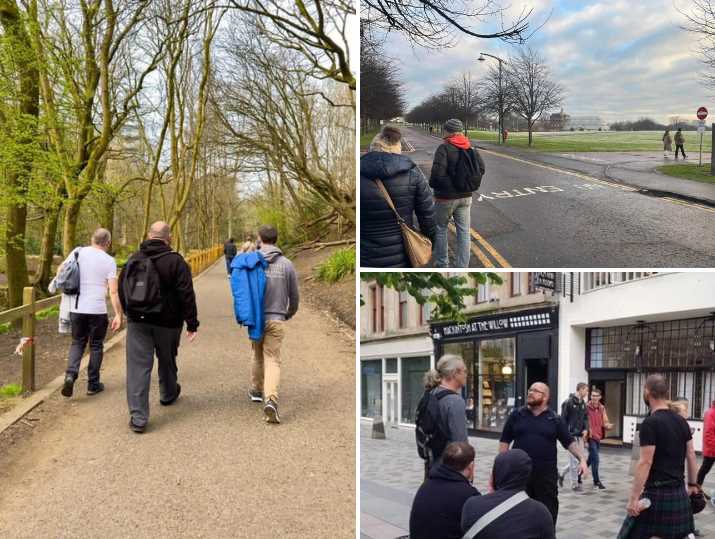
21,286,36,393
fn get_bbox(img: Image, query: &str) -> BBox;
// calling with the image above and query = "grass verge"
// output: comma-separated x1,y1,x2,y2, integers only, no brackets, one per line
360,129,379,149
315,247,355,283
656,163,715,184
0,383,22,398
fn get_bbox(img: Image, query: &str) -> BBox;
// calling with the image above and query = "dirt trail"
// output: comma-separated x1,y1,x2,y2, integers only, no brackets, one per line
0,261,355,538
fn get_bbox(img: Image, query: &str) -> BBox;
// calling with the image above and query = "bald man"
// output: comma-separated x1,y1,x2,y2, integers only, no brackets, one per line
119,221,199,433
499,382,588,524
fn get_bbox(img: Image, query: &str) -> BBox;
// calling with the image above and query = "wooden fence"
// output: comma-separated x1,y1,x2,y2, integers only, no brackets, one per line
1,244,222,394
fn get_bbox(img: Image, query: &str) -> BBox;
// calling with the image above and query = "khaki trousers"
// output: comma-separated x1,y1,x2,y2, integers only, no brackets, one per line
251,320,285,402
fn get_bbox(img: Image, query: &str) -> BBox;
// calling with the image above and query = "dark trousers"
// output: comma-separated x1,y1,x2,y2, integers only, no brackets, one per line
527,465,559,524
225,256,234,275
697,456,715,486
587,438,601,484
66,312,109,385
126,322,182,427
675,144,686,158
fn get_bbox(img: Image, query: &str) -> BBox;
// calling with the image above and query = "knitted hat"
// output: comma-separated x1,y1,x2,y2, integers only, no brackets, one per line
369,125,402,154
444,118,464,133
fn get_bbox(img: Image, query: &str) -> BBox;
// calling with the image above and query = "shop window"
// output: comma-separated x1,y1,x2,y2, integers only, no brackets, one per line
442,341,475,429
361,360,382,418
401,356,431,424
626,370,708,420
478,338,516,432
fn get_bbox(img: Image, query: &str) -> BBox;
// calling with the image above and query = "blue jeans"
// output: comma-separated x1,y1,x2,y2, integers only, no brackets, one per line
587,438,601,484
434,197,472,267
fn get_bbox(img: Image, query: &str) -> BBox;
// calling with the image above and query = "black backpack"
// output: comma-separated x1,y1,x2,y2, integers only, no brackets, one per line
415,388,456,463
122,251,173,314
452,148,482,192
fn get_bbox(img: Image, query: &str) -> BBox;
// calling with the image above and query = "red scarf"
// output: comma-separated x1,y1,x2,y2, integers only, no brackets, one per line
445,133,471,149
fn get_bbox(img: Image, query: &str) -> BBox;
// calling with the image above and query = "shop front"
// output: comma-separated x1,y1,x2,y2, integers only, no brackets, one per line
431,307,559,435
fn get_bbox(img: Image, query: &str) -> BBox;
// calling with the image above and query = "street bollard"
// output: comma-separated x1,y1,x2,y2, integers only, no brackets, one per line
21,287,36,393
371,415,386,440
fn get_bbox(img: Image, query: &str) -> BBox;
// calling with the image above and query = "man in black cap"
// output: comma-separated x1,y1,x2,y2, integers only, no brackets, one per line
429,118,485,268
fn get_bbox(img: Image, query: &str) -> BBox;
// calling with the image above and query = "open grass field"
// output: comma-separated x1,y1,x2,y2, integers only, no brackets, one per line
464,129,713,153
656,163,715,184
360,128,379,148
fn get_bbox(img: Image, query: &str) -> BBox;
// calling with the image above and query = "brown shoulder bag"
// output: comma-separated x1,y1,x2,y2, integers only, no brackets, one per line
373,179,432,268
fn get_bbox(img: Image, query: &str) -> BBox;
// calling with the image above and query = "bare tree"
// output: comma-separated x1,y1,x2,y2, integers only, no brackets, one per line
680,0,715,88
505,48,563,146
361,0,539,49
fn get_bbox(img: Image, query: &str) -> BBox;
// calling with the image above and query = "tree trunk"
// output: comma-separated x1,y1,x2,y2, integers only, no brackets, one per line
62,198,82,255
32,201,62,294
5,199,29,308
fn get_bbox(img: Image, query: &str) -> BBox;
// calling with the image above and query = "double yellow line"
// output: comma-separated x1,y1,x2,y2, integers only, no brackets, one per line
448,223,511,268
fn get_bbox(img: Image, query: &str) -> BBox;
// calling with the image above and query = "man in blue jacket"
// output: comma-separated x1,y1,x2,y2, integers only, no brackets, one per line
230,247,267,341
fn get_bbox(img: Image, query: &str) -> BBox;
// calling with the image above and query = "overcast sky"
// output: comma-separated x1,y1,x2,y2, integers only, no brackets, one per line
383,0,711,124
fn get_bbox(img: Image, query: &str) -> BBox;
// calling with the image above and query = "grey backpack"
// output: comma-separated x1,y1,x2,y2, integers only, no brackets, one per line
55,248,81,306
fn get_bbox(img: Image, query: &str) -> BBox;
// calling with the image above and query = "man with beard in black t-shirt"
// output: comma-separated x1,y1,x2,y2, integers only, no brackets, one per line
627,374,699,539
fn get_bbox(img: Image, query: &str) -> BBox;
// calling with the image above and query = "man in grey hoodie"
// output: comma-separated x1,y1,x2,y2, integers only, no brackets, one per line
253,224,299,423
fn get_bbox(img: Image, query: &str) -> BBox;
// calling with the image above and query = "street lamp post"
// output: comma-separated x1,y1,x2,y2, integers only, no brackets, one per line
478,52,506,145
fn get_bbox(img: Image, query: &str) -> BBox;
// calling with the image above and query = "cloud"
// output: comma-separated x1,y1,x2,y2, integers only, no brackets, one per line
378,0,712,124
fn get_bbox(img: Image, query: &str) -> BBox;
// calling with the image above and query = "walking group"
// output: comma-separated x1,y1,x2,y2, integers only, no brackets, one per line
407,354,712,539
662,128,688,159
360,120,485,268
52,222,298,432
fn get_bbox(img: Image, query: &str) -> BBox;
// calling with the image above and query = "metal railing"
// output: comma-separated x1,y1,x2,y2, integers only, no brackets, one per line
1,244,223,394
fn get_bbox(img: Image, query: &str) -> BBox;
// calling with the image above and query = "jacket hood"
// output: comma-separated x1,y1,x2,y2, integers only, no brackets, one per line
493,449,532,491
361,151,416,180
428,463,471,484
231,251,267,270
259,244,283,263
140,239,172,256
445,133,471,149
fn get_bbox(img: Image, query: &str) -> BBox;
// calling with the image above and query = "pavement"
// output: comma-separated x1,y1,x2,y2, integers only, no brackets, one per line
0,262,355,538
360,422,715,539
395,126,715,268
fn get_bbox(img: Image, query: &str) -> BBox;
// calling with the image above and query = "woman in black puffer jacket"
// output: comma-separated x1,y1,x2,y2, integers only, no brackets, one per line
360,126,436,267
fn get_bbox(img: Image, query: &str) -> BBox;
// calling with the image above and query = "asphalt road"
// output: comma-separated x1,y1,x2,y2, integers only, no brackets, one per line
400,127,715,267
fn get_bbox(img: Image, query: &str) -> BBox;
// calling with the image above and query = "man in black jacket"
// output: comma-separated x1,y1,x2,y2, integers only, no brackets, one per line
429,118,485,268
409,441,480,539
223,237,237,276
119,221,199,433
461,449,555,539
558,382,589,491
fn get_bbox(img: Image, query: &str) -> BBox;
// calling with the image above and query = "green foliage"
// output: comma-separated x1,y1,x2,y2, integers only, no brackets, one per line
360,272,504,321
0,322,11,334
36,304,59,320
0,383,22,398
315,247,355,283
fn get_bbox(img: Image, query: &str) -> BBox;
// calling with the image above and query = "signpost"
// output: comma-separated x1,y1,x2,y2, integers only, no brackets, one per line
697,107,708,166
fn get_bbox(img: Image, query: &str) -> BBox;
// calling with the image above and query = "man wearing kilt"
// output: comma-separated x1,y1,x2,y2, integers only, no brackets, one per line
627,374,699,539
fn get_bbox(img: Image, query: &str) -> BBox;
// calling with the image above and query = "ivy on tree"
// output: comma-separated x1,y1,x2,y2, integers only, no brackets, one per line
361,272,503,322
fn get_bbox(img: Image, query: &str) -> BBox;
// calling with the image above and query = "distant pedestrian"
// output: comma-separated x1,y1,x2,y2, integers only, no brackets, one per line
585,387,613,490
663,129,673,158
499,382,588,524
252,225,299,424
409,441,480,539
360,125,436,267
626,374,698,538
697,400,715,488
60,228,123,398
558,382,589,491
416,354,468,479
461,449,555,539
429,118,485,268
674,128,687,159
119,221,198,433
223,237,238,276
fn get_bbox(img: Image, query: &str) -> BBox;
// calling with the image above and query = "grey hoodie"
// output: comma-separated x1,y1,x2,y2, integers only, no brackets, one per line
260,244,299,321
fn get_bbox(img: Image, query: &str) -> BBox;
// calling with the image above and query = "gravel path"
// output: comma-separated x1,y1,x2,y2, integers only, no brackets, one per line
0,261,355,538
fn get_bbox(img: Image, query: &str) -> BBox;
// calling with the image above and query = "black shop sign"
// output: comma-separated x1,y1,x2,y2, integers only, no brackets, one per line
432,309,555,340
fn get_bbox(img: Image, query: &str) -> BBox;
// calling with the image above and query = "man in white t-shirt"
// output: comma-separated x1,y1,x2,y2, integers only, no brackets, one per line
60,228,123,397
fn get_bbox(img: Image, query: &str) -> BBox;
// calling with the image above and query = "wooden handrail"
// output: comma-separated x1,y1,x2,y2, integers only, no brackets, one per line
2,243,223,394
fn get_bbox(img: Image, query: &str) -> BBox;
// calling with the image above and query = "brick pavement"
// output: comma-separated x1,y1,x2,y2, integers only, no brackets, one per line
361,422,715,539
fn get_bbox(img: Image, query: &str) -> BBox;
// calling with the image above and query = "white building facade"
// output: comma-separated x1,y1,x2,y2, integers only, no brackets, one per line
558,272,715,451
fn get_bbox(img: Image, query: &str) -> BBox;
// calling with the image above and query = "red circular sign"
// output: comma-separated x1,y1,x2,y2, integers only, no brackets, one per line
697,106,708,120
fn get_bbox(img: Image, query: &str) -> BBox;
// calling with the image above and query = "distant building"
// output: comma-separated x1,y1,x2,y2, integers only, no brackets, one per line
565,115,609,131
549,109,570,131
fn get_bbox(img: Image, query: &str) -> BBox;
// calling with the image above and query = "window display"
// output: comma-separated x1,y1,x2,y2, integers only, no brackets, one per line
361,360,382,418
478,338,515,432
